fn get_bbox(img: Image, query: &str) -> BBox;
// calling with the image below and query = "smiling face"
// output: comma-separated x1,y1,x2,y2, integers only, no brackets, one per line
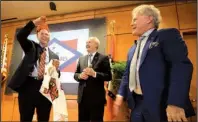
37,29,50,47
131,13,153,36
131,5,162,36
86,39,98,53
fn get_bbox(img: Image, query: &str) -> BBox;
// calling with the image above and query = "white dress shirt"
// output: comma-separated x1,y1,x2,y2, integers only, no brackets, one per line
88,52,96,67
88,52,97,77
134,28,155,94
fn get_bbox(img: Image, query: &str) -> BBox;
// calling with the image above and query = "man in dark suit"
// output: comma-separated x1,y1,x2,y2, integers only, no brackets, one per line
113,5,195,122
74,37,112,121
8,16,60,121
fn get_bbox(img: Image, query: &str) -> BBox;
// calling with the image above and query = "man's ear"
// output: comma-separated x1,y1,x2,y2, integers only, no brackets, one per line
147,16,153,24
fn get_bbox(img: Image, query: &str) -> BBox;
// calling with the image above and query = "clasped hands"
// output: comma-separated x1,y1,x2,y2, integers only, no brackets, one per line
79,67,96,80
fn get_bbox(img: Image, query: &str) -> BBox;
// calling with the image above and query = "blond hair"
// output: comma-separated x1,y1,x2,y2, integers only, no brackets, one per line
132,4,162,29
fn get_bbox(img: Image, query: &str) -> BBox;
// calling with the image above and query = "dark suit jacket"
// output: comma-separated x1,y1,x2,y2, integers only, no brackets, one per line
8,21,60,92
118,28,195,121
74,52,112,104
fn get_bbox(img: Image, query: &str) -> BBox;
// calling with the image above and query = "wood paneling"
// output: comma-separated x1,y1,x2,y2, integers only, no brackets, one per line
1,95,15,121
176,0,188,4
96,10,132,35
3,94,78,121
177,3,197,29
114,34,136,61
183,33,197,100
183,32,197,122
150,1,175,7
158,5,179,29
106,34,137,61
95,5,133,15
47,11,95,24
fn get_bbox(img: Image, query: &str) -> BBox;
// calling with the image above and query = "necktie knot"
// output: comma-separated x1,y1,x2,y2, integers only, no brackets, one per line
139,36,146,41
43,47,46,51
89,54,92,57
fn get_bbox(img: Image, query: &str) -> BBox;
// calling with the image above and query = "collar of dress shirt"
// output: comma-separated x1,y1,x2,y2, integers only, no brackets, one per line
89,52,97,57
141,28,155,37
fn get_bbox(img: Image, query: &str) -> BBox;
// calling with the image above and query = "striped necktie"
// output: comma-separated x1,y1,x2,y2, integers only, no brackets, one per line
38,48,46,80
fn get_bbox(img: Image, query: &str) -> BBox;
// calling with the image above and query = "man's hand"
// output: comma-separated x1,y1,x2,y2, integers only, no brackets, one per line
83,67,96,77
166,105,188,122
79,72,88,80
52,59,60,71
33,16,47,26
112,103,120,119
112,95,124,118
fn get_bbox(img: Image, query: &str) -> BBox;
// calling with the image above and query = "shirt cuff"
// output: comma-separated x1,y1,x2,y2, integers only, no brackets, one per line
115,94,124,106
116,94,124,98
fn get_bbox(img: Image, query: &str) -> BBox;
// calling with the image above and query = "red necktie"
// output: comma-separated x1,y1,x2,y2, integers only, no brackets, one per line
38,48,46,80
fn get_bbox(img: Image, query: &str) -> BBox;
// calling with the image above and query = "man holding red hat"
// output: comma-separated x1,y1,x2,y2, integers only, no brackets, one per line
8,16,60,121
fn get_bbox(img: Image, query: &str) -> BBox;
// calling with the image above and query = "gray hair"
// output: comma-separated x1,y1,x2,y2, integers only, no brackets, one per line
132,4,162,29
88,37,100,49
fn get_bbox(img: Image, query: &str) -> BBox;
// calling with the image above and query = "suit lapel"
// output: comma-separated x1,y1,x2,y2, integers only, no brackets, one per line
91,52,99,68
128,42,137,63
84,55,88,68
139,29,158,68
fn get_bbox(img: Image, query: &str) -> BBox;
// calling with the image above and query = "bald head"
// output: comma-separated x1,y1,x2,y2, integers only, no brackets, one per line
86,37,100,53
